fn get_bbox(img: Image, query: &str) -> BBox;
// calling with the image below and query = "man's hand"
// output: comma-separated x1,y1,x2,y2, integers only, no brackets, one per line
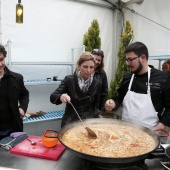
19,108,25,117
105,99,115,112
60,93,71,103
152,122,165,136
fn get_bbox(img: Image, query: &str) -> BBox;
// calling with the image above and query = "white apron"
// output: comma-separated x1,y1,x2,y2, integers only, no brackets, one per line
122,67,159,128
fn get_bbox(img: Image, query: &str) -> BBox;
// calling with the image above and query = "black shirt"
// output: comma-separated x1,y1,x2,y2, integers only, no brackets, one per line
0,73,13,130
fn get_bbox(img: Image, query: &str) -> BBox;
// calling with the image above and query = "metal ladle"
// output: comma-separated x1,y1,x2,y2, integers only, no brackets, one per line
27,138,36,145
70,102,97,138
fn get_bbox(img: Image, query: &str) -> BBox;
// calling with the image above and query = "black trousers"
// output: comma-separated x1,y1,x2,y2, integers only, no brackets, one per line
0,129,13,140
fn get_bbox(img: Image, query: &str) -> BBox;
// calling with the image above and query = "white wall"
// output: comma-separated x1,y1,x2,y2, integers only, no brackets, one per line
1,0,115,83
1,0,118,113
123,0,170,69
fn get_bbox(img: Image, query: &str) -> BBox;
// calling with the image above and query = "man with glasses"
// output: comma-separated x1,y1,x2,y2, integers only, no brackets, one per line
105,42,170,132
0,44,29,140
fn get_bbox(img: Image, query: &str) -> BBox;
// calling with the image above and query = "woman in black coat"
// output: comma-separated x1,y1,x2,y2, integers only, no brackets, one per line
50,52,101,127
91,49,108,111
162,59,170,74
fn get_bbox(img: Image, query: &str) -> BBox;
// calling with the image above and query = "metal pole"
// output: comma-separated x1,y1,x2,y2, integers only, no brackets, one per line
71,48,74,74
82,45,85,52
7,40,12,70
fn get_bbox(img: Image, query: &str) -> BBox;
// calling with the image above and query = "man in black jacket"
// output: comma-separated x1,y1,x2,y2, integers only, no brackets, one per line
0,44,29,140
105,42,170,131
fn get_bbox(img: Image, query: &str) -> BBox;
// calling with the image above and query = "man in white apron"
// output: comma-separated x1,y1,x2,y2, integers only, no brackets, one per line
105,42,170,132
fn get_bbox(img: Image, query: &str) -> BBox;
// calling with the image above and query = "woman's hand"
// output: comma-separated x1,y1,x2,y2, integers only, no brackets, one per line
105,99,115,112
60,93,71,103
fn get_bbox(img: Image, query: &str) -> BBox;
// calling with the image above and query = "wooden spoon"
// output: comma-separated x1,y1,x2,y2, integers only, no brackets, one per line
69,102,97,138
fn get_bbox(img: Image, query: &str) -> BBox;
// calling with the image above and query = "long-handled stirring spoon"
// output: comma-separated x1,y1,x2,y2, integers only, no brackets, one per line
69,102,97,138
27,138,36,145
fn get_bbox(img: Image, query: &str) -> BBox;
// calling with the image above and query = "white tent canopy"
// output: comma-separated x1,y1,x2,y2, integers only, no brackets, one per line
1,0,117,82
123,0,170,56
1,0,170,113
1,0,170,81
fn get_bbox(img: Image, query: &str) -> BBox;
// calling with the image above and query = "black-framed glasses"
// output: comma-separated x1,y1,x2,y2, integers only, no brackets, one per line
125,56,139,64
92,49,104,55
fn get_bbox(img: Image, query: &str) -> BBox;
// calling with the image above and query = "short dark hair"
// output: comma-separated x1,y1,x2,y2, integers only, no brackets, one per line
125,42,149,60
0,44,7,58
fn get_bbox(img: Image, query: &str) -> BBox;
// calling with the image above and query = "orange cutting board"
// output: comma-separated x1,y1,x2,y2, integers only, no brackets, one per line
10,136,65,160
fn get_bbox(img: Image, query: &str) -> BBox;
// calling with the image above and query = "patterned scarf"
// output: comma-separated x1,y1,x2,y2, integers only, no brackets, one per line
77,71,93,93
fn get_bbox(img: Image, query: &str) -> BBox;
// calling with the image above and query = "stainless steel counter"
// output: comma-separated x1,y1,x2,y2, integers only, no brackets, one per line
0,147,166,170
0,148,81,170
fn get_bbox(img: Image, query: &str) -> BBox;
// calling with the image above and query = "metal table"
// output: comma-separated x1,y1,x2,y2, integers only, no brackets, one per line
0,147,166,170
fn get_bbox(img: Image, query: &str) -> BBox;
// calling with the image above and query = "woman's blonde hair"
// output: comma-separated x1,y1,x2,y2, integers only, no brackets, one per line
76,52,95,71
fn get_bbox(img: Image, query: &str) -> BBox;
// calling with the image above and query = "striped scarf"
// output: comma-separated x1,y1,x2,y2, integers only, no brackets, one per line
77,71,93,93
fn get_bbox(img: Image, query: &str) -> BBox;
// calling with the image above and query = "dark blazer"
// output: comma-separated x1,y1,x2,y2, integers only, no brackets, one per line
50,73,101,127
5,66,29,132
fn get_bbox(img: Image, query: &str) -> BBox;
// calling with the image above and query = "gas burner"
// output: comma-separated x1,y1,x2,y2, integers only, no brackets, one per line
80,159,148,170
